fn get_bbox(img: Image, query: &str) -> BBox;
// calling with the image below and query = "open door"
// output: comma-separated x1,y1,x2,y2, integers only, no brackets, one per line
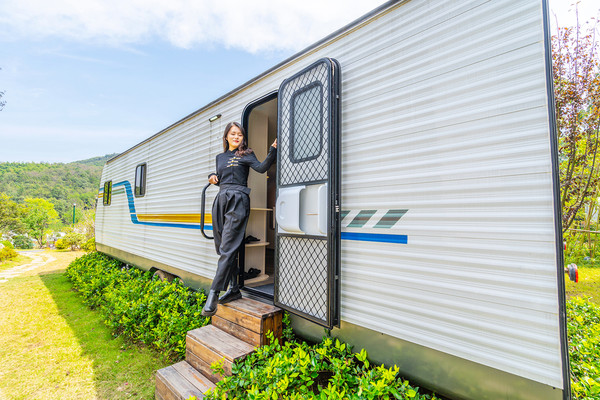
274,58,341,329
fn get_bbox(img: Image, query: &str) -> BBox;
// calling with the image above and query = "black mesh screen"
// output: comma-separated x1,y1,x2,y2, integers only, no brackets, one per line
279,61,330,186
276,236,328,321
275,58,338,328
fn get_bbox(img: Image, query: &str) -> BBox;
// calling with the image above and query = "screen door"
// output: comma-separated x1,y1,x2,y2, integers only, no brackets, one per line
274,58,341,328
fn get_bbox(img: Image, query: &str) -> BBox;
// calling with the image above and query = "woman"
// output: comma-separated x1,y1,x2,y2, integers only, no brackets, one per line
202,122,277,316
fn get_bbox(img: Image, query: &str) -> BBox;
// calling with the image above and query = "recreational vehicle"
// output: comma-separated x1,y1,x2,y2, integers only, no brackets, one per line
96,0,570,398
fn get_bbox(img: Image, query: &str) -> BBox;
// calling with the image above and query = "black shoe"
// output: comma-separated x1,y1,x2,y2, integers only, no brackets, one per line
245,235,260,243
219,288,242,304
201,290,219,316
244,268,261,280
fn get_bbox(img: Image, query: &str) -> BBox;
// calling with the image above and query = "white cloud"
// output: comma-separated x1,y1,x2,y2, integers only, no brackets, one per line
0,0,383,53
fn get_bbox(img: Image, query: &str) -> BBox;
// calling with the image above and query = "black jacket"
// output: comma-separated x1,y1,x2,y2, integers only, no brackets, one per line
209,146,277,189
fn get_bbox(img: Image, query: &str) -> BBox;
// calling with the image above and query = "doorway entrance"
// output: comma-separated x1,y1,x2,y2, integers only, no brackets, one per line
241,58,341,328
240,92,278,299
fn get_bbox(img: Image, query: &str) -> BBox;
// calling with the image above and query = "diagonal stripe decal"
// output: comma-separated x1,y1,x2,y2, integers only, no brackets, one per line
342,209,408,229
374,209,408,228
348,210,377,227
340,209,350,221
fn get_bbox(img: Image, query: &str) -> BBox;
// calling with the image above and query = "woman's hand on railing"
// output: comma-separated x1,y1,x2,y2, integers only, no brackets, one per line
208,174,219,185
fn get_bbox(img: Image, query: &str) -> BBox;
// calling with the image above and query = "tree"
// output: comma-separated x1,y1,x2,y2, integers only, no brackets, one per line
23,198,60,248
76,209,95,240
0,192,25,235
12,235,34,250
553,17,600,232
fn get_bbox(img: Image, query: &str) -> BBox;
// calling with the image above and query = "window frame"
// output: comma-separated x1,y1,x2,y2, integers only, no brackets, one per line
289,81,324,164
134,163,147,198
103,181,112,206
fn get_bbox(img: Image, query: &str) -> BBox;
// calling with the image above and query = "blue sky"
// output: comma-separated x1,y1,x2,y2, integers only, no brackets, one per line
0,0,598,163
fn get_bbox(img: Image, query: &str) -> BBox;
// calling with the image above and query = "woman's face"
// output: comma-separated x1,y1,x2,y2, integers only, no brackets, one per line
226,125,244,150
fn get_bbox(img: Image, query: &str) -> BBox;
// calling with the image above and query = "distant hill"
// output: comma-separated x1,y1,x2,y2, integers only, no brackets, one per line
71,153,118,166
0,154,118,225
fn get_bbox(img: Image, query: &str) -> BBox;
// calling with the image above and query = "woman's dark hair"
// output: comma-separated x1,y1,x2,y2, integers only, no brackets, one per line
222,122,253,156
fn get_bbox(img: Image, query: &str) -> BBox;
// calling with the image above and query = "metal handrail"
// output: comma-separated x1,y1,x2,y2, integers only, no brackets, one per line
201,183,214,239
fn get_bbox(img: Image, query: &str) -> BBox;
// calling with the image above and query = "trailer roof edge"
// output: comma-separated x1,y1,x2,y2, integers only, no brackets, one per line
106,0,401,165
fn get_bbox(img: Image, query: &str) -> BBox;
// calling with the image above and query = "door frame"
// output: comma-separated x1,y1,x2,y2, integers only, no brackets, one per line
273,58,341,329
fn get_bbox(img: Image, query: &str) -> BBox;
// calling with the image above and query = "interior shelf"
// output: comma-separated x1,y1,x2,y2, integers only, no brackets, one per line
246,241,270,247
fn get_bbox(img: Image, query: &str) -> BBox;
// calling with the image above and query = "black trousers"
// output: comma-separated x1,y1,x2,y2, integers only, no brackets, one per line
210,187,250,292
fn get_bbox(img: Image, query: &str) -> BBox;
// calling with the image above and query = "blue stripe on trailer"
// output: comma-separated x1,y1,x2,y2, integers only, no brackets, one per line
341,232,408,244
110,180,406,243
113,180,213,230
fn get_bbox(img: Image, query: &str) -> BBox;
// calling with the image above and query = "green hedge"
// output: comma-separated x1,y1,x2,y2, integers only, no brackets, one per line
205,326,440,400
568,297,600,399
66,252,600,399
65,252,209,359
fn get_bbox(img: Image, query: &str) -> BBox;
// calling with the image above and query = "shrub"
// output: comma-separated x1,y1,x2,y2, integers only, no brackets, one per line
568,297,600,399
66,252,209,359
81,237,95,252
63,230,85,250
1,240,14,249
55,238,69,250
206,332,439,400
0,247,18,262
12,235,33,249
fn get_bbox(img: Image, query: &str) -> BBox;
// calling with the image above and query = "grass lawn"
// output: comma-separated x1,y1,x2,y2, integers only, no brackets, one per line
565,266,600,304
0,250,170,399
0,249,597,399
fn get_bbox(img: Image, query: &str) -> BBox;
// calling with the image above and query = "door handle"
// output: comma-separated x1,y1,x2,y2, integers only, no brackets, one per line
201,183,214,240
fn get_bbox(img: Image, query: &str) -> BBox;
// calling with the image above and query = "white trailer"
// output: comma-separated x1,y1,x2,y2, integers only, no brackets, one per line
95,0,570,398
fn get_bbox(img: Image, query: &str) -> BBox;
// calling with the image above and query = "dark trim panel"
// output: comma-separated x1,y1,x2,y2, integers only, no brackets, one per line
329,57,341,328
541,0,571,398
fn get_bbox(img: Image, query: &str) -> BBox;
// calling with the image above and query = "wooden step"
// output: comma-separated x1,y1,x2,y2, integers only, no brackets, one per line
186,325,254,381
212,298,283,346
155,361,215,400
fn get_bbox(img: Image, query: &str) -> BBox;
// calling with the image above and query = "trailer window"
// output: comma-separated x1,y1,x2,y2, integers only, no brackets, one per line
103,181,112,206
290,82,323,163
135,163,147,197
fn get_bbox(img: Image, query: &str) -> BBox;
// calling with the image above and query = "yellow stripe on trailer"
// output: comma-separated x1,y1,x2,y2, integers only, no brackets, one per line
136,213,212,224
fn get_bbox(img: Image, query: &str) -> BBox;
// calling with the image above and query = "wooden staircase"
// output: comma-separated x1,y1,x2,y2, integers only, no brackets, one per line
155,298,283,399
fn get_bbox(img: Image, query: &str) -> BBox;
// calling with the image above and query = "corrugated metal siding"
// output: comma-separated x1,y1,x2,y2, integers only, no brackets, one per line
96,0,562,390
337,0,562,388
